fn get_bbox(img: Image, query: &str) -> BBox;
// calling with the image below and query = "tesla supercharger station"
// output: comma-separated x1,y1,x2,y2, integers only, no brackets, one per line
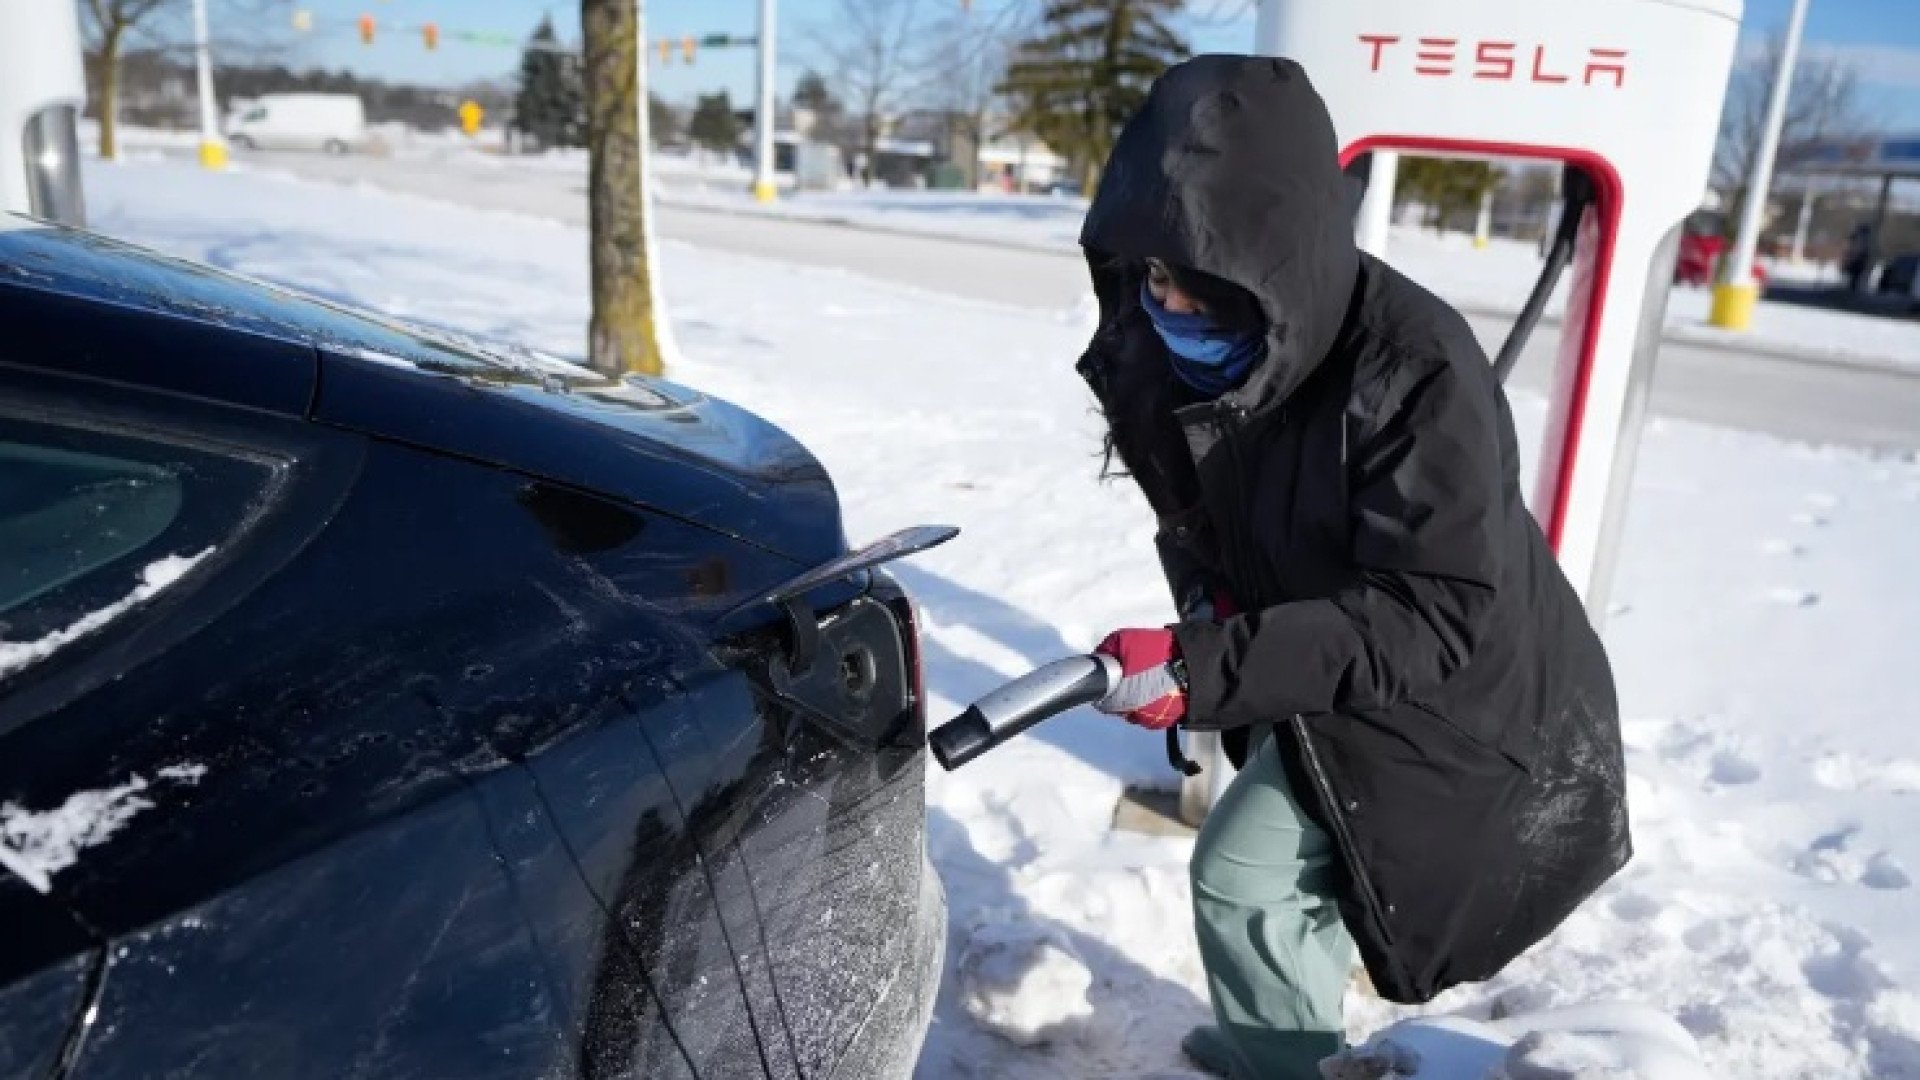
1181,0,1743,818
0,0,88,226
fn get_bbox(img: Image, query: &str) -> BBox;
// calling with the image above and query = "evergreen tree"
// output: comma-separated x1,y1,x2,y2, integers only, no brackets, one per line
999,0,1187,193
792,71,841,120
689,92,743,155
649,94,683,147
790,69,859,158
515,15,586,150
1398,158,1503,232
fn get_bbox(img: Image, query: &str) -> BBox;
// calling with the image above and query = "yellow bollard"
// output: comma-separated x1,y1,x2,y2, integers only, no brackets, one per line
752,179,778,204
1474,236,1490,250
1708,282,1758,330
198,140,228,170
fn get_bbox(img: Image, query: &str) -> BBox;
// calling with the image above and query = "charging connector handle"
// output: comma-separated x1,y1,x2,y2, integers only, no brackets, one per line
928,654,1121,770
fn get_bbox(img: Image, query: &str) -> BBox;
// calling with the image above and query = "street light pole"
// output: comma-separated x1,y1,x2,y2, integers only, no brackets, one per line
1710,0,1811,329
752,0,778,203
191,0,225,169
1355,151,1397,258
633,0,680,368
1790,180,1816,264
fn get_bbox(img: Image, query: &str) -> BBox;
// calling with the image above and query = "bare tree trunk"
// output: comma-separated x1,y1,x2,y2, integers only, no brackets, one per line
964,111,984,190
582,0,663,376
863,110,879,186
99,26,124,161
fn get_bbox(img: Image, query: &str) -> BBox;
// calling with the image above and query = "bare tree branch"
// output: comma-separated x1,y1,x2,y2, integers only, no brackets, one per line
806,0,928,183
1713,32,1877,214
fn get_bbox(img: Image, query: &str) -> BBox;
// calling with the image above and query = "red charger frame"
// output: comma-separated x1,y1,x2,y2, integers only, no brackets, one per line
1339,136,1625,555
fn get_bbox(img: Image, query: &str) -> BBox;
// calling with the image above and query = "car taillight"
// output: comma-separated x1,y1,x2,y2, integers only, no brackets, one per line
887,595,927,730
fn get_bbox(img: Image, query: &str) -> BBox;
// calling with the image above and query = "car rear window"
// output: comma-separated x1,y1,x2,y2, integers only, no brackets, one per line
0,442,183,615
0,417,271,684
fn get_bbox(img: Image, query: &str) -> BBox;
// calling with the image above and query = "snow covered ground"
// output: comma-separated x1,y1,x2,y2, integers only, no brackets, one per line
75,158,1920,1078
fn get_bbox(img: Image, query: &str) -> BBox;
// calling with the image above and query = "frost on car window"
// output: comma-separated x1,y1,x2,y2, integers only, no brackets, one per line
0,548,213,681
0,764,208,893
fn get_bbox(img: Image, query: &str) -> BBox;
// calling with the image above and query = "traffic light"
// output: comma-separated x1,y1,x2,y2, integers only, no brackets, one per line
292,9,313,32
657,39,672,64
681,36,696,63
422,22,438,50
358,14,374,44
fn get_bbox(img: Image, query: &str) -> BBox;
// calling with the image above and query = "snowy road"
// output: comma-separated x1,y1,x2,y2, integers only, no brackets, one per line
204,146,1920,454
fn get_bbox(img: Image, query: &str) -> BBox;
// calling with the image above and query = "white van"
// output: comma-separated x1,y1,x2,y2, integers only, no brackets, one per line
227,93,366,154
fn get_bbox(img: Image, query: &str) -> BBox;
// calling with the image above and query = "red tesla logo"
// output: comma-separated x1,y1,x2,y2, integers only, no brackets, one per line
1360,34,1627,88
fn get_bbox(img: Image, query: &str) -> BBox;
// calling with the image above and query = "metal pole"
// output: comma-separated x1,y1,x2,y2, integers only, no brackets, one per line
1861,173,1894,292
634,0,681,367
1355,150,1398,258
1474,185,1495,249
191,0,225,169
1177,732,1218,827
1711,0,1811,328
1790,179,1815,264
752,0,778,203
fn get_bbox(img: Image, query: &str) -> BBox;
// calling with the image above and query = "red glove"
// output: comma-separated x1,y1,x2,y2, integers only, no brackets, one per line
1093,628,1186,730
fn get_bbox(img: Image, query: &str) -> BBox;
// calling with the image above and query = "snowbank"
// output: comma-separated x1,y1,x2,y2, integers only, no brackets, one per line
655,184,1088,251
956,922,1096,1047
77,159,1920,1079
1325,1004,1710,1079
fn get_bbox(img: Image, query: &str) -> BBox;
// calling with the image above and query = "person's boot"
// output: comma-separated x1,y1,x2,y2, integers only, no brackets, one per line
1180,1025,1235,1078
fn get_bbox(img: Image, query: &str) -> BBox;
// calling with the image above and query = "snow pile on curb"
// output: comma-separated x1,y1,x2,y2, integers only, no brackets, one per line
957,922,1097,1047
1325,1003,1709,1079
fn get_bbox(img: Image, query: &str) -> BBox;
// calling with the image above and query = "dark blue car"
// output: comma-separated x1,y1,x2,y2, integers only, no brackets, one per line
0,217,949,1079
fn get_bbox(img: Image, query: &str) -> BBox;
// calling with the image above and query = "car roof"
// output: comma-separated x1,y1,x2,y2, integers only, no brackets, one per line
0,216,842,563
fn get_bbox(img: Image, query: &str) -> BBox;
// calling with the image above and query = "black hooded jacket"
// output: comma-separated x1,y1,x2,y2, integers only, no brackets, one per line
1077,55,1630,1004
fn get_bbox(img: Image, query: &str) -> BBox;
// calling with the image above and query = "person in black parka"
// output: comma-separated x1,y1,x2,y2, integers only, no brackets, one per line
1076,56,1632,1078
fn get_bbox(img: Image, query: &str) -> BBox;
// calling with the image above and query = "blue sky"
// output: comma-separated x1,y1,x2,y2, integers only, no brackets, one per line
284,0,1920,127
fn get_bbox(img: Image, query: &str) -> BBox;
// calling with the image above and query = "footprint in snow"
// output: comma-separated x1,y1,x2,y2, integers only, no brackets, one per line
1811,754,1920,794
1709,751,1762,786
1790,511,1831,528
1862,852,1913,891
1792,825,1912,891
1759,538,1808,558
1608,891,1663,922
1804,493,1841,510
1654,722,1765,789
1800,930,1895,999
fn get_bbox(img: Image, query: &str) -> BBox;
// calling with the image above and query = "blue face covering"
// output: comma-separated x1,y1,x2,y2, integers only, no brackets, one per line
1140,282,1264,396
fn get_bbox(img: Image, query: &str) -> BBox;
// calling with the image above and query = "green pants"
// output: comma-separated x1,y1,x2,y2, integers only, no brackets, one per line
1190,733,1355,1080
